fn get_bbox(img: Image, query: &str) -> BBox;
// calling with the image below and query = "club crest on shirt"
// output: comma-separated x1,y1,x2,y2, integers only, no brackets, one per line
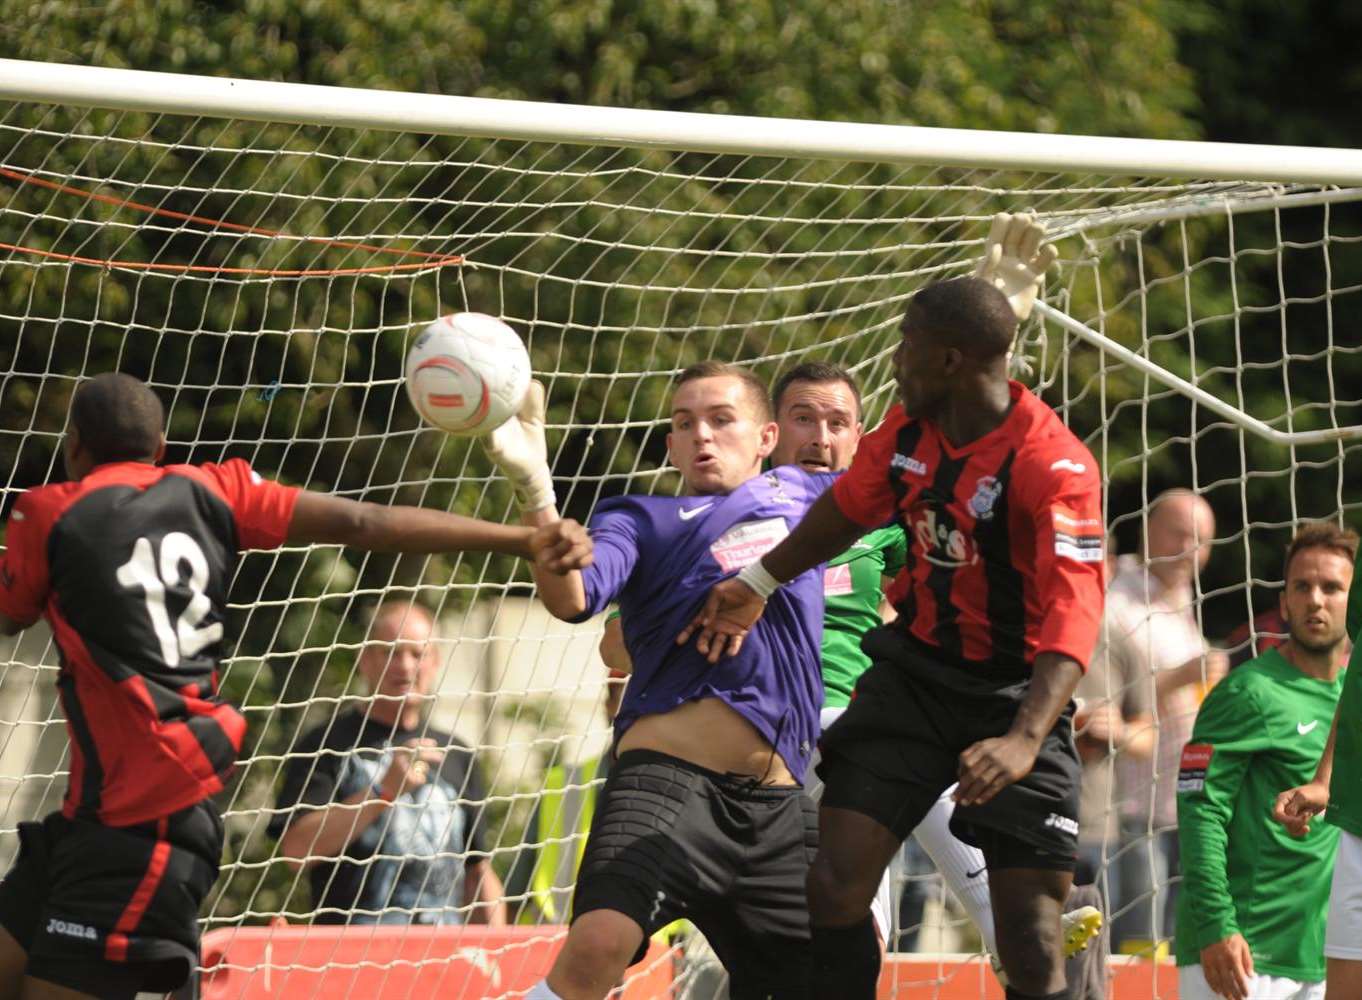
968,476,1002,521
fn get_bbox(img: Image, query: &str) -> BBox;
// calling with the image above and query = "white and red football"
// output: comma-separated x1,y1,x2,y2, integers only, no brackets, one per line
404,312,531,436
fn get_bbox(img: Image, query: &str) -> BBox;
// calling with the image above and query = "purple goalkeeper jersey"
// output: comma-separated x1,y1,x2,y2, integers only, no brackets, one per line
572,465,836,784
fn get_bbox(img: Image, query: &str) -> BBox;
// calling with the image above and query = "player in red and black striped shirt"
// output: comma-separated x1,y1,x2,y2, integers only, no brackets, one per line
0,373,590,1000
689,273,1105,1000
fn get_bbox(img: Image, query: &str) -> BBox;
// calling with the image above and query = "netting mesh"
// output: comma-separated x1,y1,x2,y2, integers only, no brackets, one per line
2,92,1361,997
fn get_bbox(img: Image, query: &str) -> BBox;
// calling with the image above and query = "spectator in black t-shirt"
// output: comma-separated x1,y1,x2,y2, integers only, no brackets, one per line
271,601,506,925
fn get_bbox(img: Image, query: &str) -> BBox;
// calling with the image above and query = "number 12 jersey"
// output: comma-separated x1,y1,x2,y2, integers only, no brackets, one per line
0,459,299,826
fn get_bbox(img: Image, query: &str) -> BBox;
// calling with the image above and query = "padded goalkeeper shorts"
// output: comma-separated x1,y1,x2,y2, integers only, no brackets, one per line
572,749,818,999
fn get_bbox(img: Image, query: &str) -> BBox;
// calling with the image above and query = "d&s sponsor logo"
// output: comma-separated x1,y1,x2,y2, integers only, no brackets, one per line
909,508,977,568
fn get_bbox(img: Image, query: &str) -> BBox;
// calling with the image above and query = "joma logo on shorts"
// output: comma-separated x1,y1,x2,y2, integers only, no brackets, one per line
46,918,97,941
1043,813,1078,837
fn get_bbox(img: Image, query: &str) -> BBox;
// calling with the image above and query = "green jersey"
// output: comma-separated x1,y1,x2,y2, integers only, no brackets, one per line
1328,544,1362,838
1174,647,1344,981
820,524,906,707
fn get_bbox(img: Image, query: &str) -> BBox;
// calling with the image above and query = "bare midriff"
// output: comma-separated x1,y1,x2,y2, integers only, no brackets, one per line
617,696,797,786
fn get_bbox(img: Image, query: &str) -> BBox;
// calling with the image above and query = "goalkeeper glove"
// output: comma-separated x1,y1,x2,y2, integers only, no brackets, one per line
973,212,1058,321
483,380,556,513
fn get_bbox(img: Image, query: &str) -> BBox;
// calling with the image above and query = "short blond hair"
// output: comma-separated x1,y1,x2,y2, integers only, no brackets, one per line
675,361,772,421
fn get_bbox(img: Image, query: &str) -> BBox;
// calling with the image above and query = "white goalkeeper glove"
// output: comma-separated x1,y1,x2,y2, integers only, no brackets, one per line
973,212,1058,321
483,380,556,513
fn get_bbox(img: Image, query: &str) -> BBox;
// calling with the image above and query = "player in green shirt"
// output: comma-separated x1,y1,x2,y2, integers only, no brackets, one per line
1276,525,1362,1000
1176,523,1357,1000
818,519,906,709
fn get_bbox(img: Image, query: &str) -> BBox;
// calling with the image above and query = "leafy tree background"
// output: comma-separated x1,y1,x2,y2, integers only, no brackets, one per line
0,0,1358,926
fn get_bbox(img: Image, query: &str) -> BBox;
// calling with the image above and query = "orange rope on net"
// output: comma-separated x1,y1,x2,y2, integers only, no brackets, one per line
0,167,464,276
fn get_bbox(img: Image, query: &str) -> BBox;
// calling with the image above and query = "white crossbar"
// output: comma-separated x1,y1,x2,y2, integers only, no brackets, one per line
5,59,1362,185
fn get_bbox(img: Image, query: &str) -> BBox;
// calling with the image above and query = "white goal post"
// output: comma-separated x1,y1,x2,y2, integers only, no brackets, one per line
2,58,1361,999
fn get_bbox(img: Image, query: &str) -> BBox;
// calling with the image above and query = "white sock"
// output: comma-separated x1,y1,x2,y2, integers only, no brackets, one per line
525,981,566,1000
910,784,998,954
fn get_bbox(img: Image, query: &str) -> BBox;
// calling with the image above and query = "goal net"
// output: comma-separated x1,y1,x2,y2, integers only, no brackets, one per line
1,61,1360,998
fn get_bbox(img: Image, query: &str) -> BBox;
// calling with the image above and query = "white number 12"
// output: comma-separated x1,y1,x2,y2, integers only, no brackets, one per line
115,532,224,668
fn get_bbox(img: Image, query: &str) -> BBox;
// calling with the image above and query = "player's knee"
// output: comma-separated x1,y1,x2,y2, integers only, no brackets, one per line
807,853,874,923
554,910,642,989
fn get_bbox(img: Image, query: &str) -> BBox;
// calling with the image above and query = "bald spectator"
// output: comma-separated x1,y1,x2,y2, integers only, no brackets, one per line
1103,491,1227,952
270,601,506,926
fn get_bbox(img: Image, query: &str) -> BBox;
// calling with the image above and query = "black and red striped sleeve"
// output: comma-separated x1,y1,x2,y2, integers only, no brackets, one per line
831,407,907,528
0,490,56,626
202,459,301,551
1018,445,1105,670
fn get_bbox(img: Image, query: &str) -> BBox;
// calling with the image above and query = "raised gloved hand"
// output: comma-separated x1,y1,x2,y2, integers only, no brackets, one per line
483,380,556,513
973,212,1058,321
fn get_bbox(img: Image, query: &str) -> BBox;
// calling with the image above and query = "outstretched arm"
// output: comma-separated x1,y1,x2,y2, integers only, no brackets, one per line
680,489,866,661
523,506,589,619
289,492,527,555
285,492,590,575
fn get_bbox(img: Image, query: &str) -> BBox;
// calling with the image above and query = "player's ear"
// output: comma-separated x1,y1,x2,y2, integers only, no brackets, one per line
62,427,86,481
941,346,965,377
664,431,676,469
153,433,167,464
756,420,779,459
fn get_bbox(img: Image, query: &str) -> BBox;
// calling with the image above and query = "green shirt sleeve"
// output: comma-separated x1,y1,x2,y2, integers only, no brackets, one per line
882,524,907,579
1176,674,1272,950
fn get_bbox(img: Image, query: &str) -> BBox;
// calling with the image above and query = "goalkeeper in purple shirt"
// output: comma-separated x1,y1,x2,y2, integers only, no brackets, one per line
485,361,834,1000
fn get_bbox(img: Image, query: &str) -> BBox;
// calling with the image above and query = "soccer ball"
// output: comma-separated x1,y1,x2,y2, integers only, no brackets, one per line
405,313,532,436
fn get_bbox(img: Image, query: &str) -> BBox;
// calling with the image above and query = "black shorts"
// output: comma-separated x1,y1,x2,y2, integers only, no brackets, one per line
817,627,1080,869
572,749,817,999
0,800,223,999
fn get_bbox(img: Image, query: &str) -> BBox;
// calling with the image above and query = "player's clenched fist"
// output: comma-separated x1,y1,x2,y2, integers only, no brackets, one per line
1273,779,1330,837
528,518,593,573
